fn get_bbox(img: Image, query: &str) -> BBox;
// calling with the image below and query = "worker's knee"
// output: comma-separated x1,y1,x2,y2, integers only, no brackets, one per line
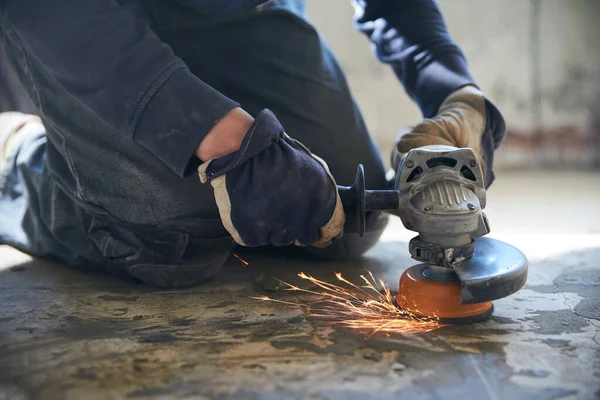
306,211,389,261
120,252,230,288
89,216,235,288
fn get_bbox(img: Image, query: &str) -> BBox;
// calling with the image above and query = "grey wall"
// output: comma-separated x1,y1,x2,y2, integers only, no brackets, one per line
306,0,600,168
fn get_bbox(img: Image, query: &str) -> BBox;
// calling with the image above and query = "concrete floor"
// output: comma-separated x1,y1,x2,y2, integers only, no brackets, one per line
0,170,599,400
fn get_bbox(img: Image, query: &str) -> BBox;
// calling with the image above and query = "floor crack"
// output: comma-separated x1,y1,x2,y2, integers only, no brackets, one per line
561,292,587,319
469,354,499,400
561,292,575,312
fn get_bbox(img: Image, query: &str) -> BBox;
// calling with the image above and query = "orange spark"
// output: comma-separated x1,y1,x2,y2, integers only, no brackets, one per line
233,253,249,266
252,271,445,336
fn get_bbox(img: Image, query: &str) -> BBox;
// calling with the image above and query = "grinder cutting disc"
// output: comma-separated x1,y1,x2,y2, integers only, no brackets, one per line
395,237,528,324
396,264,493,324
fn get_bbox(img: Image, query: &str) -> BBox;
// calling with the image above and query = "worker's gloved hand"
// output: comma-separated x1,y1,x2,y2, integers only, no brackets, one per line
198,109,345,248
391,86,506,187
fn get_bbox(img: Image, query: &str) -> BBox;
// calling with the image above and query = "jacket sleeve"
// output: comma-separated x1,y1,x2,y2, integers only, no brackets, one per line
1,0,239,177
353,0,476,118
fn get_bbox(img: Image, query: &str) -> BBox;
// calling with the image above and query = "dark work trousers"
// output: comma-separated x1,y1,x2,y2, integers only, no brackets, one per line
0,1,389,287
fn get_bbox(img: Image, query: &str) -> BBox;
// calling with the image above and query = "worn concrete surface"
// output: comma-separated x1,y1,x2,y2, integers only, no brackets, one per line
0,170,599,400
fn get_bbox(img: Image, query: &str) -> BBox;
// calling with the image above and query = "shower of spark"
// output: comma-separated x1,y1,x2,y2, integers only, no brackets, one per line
233,253,249,266
253,271,445,336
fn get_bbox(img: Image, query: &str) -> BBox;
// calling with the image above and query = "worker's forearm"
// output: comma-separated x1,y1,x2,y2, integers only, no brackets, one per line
2,0,238,177
353,0,476,118
196,108,253,162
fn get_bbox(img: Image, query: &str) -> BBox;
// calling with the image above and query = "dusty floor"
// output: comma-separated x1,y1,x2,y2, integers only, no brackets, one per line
0,170,599,400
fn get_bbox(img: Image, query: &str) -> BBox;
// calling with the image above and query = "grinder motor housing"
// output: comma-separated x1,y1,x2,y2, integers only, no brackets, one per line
395,145,489,268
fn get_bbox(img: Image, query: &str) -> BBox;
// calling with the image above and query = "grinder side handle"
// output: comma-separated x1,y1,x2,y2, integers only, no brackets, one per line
337,165,366,237
337,165,400,238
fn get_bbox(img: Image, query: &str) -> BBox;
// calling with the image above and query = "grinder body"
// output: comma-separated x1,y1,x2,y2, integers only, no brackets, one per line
395,146,489,269
337,146,528,322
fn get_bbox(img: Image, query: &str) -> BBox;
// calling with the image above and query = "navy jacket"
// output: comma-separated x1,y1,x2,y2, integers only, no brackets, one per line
0,0,475,178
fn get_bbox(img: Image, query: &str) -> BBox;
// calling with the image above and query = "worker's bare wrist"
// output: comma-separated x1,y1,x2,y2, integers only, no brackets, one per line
196,107,254,162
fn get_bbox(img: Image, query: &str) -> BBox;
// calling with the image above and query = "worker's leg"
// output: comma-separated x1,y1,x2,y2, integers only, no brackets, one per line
0,112,234,287
158,4,390,259
0,28,234,287
0,41,34,113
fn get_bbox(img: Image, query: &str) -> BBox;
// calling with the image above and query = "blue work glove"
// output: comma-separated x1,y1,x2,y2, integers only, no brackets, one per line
198,109,345,247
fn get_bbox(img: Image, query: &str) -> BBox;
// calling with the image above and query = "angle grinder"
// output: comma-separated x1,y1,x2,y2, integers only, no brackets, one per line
337,145,528,324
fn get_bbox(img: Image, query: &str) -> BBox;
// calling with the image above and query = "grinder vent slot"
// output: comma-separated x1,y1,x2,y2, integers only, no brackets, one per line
406,166,423,182
426,157,457,169
460,165,477,181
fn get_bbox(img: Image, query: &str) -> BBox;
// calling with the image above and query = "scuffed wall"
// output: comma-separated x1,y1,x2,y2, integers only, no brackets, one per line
306,0,600,168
